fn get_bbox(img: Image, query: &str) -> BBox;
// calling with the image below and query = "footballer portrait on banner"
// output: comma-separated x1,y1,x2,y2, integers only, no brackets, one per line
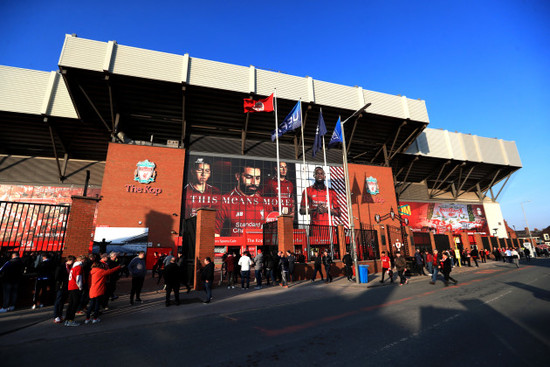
184,157,221,218
215,159,273,237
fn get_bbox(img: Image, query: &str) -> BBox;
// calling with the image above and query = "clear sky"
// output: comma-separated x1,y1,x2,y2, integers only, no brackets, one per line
1,0,549,230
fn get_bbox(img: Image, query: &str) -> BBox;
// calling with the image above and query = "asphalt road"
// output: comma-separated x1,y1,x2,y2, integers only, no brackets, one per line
1,259,549,367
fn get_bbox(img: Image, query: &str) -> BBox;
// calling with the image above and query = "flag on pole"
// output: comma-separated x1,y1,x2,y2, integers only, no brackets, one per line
271,101,302,141
312,110,327,157
243,93,274,113
328,117,343,148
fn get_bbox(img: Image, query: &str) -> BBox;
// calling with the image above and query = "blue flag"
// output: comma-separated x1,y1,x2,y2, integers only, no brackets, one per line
328,117,343,148
271,101,302,141
312,110,327,157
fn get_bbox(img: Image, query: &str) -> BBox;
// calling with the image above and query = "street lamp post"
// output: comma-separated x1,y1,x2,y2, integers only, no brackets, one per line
520,201,535,255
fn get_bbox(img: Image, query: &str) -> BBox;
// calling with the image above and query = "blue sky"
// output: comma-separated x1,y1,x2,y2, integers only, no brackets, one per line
1,0,549,230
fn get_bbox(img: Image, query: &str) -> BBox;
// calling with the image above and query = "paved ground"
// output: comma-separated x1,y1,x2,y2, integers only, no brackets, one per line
1,258,549,366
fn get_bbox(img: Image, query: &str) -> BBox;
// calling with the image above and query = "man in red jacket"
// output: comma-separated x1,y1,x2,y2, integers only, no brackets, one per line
65,255,85,327
380,251,393,283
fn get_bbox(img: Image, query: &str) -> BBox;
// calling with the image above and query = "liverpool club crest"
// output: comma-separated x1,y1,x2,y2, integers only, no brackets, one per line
134,160,157,184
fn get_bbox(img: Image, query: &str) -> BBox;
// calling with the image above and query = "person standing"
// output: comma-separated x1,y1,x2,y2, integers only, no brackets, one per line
32,254,54,309
0,253,24,313
439,252,458,286
380,251,393,283
454,247,462,267
430,250,439,285
85,259,122,324
342,250,353,281
286,251,296,283
414,249,426,276
224,252,236,289
53,255,74,324
264,252,275,286
524,247,531,262
64,255,85,326
254,249,264,289
128,251,146,305
394,252,408,286
201,257,214,303
311,252,324,282
163,256,180,306
470,247,479,267
511,248,520,268
238,251,253,289
480,248,487,263
280,253,290,288
322,250,333,283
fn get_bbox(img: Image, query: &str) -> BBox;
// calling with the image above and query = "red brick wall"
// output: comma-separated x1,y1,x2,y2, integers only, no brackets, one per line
63,196,100,257
96,143,185,250
348,164,400,229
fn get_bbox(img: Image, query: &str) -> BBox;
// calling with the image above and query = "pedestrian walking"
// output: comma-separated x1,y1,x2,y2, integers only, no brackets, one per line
311,252,324,282
470,247,479,267
0,253,24,313
32,254,54,309
201,257,214,303
380,251,393,283
511,248,520,268
414,249,426,276
224,252,236,289
128,251,146,305
286,251,296,283
342,250,353,281
163,256,180,306
440,252,458,286
322,250,333,283
430,250,439,285
280,253,289,288
394,252,408,286
254,249,264,289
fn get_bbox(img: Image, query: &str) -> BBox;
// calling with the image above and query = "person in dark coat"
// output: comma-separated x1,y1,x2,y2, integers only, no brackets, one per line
264,253,276,286
439,252,458,286
322,250,333,283
470,247,479,267
0,253,24,312
286,251,296,283
414,249,427,276
200,257,214,304
163,257,181,306
311,252,324,282
394,252,408,286
342,250,353,281
176,252,191,293
53,255,74,323
33,254,55,309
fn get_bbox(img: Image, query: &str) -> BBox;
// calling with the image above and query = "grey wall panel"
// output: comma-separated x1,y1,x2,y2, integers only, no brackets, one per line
256,69,309,101
0,66,49,115
188,135,342,165
460,134,482,162
188,57,249,93
407,99,430,123
314,80,361,110
112,45,183,83
0,155,105,186
476,136,505,165
501,140,522,167
363,90,405,119
59,36,105,72
447,131,467,161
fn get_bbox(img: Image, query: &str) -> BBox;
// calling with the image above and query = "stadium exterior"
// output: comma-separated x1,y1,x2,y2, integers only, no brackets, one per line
0,35,525,281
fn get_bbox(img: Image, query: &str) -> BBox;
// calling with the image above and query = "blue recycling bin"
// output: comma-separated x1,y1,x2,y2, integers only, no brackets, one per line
358,264,369,283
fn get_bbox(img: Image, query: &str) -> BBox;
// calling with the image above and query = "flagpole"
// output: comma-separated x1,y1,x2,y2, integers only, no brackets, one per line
320,109,334,257
339,115,360,283
274,89,282,215
299,99,310,236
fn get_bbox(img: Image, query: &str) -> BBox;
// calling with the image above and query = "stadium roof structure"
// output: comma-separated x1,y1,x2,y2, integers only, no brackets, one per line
0,35,521,201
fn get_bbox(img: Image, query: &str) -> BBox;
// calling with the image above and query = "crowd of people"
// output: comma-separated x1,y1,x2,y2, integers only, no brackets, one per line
0,243,543,321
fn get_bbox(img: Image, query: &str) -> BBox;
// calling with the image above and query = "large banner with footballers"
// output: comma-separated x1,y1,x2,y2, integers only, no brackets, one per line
183,154,349,240
400,201,489,235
